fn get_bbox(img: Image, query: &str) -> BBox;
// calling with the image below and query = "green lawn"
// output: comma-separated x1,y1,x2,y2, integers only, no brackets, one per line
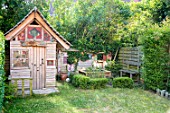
4,83,170,113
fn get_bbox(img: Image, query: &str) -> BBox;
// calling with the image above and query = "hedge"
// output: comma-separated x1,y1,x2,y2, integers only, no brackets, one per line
88,78,108,89
72,74,108,89
141,23,170,91
72,74,90,89
112,77,134,88
0,32,5,111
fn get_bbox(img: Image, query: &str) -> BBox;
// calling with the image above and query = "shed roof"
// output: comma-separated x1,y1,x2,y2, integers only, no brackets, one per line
5,7,71,49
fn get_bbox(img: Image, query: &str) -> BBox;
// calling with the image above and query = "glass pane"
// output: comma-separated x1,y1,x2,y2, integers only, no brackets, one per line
13,51,20,58
13,58,29,67
21,51,28,58
47,60,54,66
21,59,29,67
13,59,22,67
13,50,29,68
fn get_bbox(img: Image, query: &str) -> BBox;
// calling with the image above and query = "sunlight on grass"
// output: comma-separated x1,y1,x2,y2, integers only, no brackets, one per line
4,83,170,113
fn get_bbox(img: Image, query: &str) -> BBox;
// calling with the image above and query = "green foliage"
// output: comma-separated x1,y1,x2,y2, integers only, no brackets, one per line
47,0,131,68
68,72,76,83
0,31,5,111
105,60,122,77
72,74,108,89
112,77,134,88
4,83,16,101
72,74,90,89
0,0,49,33
3,85,170,113
148,0,170,23
88,78,108,89
141,21,170,90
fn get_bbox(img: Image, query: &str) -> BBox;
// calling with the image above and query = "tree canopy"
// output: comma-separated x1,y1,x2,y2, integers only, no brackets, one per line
0,0,169,64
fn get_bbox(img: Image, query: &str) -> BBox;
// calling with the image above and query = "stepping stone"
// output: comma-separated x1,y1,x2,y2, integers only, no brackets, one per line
33,87,59,95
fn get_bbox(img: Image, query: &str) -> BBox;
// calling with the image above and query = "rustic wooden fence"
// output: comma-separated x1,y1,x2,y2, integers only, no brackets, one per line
10,78,33,97
118,46,143,81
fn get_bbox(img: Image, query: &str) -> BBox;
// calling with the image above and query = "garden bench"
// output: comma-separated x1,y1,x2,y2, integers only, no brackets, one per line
120,61,141,81
118,47,143,82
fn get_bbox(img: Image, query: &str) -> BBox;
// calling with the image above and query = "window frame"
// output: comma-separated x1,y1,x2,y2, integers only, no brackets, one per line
11,49,30,69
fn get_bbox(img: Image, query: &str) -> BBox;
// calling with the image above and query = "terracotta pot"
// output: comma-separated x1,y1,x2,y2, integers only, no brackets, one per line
61,73,68,81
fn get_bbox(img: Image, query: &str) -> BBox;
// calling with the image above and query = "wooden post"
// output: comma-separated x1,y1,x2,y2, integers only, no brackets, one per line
130,73,132,79
30,79,33,96
22,79,25,97
14,79,18,96
120,71,122,77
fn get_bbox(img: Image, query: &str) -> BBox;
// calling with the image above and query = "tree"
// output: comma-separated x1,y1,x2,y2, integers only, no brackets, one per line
148,0,170,23
47,0,131,69
0,0,48,33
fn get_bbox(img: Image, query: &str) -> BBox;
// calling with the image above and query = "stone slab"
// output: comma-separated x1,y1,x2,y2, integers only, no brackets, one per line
33,87,59,95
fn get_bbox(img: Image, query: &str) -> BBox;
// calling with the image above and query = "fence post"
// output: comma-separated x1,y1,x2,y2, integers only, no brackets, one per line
22,79,25,97
14,79,18,96
30,79,32,96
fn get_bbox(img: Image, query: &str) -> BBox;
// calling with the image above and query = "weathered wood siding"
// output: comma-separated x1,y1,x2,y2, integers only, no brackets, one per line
9,27,57,90
58,51,67,72
118,46,143,71
46,42,57,87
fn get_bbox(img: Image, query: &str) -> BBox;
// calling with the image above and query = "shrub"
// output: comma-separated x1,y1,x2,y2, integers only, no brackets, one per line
69,72,75,83
141,23,170,91
88,78,108,89
4,83,16,101
72,74,90,89
0,32,5,111
112,77,134,88
105,60,122,77
72,74,109,89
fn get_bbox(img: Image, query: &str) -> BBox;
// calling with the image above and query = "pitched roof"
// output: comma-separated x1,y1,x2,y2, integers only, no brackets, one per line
5,7,71,49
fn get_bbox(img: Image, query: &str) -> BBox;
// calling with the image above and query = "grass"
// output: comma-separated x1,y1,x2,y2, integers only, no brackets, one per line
4,82,170,113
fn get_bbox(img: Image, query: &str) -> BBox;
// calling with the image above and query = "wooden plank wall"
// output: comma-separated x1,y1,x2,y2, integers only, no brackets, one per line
46,42,57,87
10,41,31,89
118,46,143,71
58,51,67,72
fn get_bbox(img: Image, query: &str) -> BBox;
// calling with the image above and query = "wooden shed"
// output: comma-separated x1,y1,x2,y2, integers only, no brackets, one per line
4,7,71,95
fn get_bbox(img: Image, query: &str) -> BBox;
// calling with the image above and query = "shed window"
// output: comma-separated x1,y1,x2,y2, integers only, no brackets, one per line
47,60,54,66
12,50,29,68
63,56,67,64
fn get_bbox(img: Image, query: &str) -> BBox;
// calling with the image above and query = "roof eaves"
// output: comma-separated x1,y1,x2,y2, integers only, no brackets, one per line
4,7,36,36
4,7,72,47
36,10,72,46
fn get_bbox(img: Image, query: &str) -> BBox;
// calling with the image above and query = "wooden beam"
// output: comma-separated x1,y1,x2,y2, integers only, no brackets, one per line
5,13,35,40
35,12,70,49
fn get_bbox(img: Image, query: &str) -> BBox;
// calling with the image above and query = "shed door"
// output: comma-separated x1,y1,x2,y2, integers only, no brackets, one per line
32,47,45,90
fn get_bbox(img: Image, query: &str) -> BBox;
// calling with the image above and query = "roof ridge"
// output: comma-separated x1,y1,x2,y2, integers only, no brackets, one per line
4,7,71,46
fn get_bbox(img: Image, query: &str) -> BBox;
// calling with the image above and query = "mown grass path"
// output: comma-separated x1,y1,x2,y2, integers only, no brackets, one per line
4,83,170,113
